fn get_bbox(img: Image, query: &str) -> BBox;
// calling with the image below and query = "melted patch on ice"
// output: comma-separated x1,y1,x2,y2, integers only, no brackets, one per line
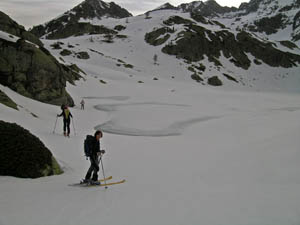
271,107,300,112
94,102,219,137
83,96,130,101
94,102,189,112
95,116,220,137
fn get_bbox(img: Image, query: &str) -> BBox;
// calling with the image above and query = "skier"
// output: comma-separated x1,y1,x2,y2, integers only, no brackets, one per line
83,130,105,185
80,99,85,110
57,105,73,137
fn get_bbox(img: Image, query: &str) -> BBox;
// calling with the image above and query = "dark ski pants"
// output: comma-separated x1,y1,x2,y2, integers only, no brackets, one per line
85,156,99,181
63,119,71,134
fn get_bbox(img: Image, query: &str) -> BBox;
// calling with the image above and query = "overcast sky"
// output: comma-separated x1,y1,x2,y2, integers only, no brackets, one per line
0,0,246,28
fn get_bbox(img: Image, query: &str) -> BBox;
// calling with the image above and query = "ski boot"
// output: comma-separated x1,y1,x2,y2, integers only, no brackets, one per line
80,179,91,184
89,180,101,185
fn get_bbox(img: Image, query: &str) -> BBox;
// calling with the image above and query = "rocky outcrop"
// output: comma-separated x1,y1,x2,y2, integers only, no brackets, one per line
0,37,80,106
208,76,222,86
155,20,300,70
0,11,43,46
179,0,237,17
38,23,117,40
69,0,132,20
151,0,237,17
293,11,300,41
31,0,131,39
253,14,288,35
0,120,63,178
76,51,90,59
239,0,263,14
145,27,174,46
149,3,178,13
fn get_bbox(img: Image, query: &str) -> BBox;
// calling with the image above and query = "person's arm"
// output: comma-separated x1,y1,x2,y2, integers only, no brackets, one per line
97,141,105,156
57,111,63,117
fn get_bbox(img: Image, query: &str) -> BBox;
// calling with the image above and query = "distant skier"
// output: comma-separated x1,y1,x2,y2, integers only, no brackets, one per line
57,105,73,137
83,130,105,185
80,99,85,110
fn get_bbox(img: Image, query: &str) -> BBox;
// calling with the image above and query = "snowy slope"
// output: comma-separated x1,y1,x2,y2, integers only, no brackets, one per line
1,67,300,225
219,0,300,45
42,10,300,93
1,4,300,225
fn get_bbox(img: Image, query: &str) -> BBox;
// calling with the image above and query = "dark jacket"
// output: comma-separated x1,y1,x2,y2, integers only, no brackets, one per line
86,135,100,157
58,108,73,121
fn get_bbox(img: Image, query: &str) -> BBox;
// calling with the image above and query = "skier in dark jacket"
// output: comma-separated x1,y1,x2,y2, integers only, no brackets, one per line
57,105,73,137
83,130,105,184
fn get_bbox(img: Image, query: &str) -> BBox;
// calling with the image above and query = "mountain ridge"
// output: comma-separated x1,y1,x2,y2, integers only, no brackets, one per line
30,0,132,39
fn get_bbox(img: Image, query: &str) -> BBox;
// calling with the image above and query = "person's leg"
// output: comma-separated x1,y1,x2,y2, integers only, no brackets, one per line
67,120,70,136
91,157,100,181
63,120,67,136
85,156,96,180
85,165,93,180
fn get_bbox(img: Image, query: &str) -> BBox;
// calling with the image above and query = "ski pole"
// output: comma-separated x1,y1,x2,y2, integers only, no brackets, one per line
100,155,108,189
53,116,58,134
72,117,76,136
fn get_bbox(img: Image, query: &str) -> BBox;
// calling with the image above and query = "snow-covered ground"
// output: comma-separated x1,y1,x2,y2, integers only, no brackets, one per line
1,71,300,225
1,7,300,225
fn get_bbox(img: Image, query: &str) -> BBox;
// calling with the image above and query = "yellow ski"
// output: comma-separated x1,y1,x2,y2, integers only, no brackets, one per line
99,176,112,182
69,176,113,187
86,179,126,187
100,179,125,187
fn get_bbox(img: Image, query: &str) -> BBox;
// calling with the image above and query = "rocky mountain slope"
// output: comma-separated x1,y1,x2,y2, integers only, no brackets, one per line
220,0,300,43
30,0,132,39
152,0,300,43
31,0,300,92
0,12,82,106
2,0,300,96
152,0,237,17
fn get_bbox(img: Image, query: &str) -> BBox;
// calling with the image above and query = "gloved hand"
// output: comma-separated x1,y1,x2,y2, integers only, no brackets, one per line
97,150,105,157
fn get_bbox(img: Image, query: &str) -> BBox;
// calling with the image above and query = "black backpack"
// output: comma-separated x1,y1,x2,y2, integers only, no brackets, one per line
84,135,94,157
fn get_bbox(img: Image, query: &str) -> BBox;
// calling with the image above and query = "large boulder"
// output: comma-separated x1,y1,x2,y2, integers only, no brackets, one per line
0,120,63,178
208,76,223,86
0,37,80,106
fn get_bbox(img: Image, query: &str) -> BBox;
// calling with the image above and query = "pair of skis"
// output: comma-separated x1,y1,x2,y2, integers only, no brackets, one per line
70,176,125,187
90,176,125,187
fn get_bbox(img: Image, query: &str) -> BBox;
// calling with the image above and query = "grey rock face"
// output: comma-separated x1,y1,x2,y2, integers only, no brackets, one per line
0,38,80,106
